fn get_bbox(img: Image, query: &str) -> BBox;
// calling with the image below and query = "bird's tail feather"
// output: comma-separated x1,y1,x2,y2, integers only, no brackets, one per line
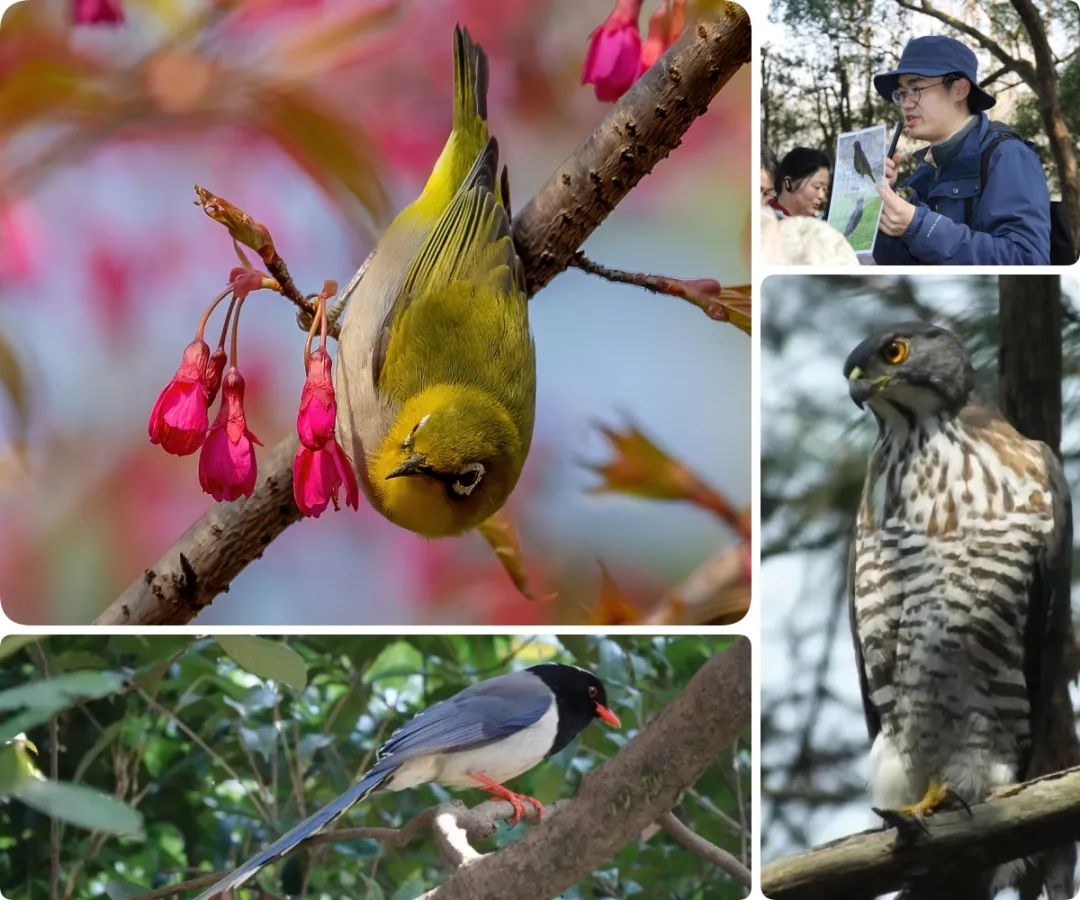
192,767,392,899
409,26,490,222
453,25,488,133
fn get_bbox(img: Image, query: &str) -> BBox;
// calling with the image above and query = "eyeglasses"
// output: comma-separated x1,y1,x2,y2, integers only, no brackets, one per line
891,79,948,106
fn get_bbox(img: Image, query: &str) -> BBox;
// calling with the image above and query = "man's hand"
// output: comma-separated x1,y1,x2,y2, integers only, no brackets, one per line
883,152,901,185
877,178,917,237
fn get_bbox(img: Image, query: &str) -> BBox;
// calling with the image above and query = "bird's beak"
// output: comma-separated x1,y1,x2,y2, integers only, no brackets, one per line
594,702,621,728
847,366,874,409
386,453,427,480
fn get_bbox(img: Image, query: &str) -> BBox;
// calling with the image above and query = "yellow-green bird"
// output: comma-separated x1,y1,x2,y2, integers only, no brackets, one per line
334,27,534,538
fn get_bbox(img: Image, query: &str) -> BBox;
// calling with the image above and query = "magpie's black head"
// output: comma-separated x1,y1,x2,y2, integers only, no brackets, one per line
843,321,974,420
527,663,620,756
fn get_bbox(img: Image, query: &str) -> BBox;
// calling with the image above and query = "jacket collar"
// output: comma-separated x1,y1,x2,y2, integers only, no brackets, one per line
910,112,989,188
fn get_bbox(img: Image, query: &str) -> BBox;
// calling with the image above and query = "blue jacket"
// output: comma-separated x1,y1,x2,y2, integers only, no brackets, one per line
873,113,1051,265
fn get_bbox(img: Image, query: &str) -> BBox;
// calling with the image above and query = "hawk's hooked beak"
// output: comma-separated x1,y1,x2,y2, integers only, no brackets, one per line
386,453,428,480
847,366,875,409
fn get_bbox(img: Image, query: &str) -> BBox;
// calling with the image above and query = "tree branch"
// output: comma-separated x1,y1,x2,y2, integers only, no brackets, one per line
658,809,752,887
890,0,1037,85
643,542,750,624
136,798,554,899
422,639,751,900
761,766,1080,900
93,8,750,626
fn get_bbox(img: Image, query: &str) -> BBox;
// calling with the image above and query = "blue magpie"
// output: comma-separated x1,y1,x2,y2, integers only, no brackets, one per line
194,662,620,898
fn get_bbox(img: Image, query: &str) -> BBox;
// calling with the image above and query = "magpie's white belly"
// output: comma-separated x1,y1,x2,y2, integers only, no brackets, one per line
385,702,558,792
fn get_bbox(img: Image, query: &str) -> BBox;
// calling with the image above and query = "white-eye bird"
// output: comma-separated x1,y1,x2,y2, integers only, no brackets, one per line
334,27,534,537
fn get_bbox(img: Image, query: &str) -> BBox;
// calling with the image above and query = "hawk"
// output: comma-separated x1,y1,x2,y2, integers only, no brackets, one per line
844,322,1076,899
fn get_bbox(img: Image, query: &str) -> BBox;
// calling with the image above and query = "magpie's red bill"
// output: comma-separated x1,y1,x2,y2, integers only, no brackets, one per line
595,702,621,727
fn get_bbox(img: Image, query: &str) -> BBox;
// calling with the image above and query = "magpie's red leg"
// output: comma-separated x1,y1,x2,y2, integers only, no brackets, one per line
467,772,544,826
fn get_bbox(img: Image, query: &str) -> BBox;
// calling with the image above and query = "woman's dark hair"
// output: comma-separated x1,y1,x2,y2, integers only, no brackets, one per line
777,148,832,192
761,146,779,181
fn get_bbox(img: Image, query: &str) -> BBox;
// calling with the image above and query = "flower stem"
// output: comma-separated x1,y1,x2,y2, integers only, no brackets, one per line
196,287,234,342
230,295,246,368
216,295,238,351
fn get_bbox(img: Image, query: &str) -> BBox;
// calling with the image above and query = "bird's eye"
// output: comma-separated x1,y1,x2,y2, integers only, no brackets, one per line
881,339,909,365
449,462,485,497
588,685,598,699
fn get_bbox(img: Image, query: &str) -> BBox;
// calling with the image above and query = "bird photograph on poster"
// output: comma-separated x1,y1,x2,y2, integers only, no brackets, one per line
0,1,751,628
0,633,751,899
759,274,1080,899
826,125,887,255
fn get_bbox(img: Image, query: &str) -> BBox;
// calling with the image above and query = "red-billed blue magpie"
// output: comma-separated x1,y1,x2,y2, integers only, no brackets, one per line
194,662,619,898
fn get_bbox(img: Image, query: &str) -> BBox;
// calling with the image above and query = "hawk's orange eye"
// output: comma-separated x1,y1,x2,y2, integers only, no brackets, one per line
882,339,909,365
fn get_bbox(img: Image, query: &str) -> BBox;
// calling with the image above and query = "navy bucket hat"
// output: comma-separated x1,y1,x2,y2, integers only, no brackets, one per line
874,36,995,111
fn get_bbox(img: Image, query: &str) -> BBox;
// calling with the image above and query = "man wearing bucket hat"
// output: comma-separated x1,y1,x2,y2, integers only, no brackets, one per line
871,35,1051,265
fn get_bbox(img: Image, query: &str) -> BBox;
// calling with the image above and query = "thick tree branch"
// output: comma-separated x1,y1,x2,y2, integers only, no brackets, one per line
422,639,751,900
761,766,1080,900
93,9,750,625
511,6,751,295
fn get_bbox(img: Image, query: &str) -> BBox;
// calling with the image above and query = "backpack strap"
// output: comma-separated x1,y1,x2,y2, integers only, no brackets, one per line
964,126,1020,223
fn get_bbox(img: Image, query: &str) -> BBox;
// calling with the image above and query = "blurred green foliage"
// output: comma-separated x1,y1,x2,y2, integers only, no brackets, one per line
0,634,748,899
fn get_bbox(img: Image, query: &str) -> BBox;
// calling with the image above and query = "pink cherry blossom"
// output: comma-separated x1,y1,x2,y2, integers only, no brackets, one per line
639,0,685,75
148,339,211,456
198,368,262,501
293,440,359,518
203,346,227,405
582,0,643,102
296,349,337,449
73,0,124,25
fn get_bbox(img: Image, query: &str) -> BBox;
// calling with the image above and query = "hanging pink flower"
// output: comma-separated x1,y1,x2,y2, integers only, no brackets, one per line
639,0,686,75
198,368,262,501
73,0,124,26
296,349,337,449
148,339,211,456
203,346,228,405
293,441,359,518
582,0,643,102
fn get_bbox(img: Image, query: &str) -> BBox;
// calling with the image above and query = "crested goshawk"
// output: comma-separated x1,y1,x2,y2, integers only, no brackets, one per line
844,322,1076,899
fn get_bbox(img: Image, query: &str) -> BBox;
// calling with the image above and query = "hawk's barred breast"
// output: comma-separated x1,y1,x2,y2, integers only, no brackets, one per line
854,410,1054,805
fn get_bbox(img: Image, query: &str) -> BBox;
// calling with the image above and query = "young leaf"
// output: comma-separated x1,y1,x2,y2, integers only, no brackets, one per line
215,636,307,692
0,671,128,744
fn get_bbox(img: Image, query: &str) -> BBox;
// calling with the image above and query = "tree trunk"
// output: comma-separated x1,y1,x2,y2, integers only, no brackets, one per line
997,275,1061,453
1011,0,1080,249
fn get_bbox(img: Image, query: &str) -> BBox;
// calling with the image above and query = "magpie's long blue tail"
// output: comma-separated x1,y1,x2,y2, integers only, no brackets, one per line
193,766,393,898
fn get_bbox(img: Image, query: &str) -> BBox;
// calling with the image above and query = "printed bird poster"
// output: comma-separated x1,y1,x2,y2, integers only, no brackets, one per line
828,124,887,256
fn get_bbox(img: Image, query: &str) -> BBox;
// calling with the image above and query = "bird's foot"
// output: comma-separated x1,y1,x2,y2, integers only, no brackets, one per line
872,782,971,844
468,772,544,827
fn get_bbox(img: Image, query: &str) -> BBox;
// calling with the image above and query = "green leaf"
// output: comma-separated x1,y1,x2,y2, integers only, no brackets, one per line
0,671,128,743
48,650,108,672
0,635,39,663
215,637,307,692
14,778,143,835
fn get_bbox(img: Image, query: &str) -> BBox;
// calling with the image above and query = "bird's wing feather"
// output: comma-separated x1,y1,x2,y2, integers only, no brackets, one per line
400,136,515,300
192,767,393,899
372,136,524,391
1023,443,1074,775
848,536,881,740
1020,443,1077,900
376,670,552,763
